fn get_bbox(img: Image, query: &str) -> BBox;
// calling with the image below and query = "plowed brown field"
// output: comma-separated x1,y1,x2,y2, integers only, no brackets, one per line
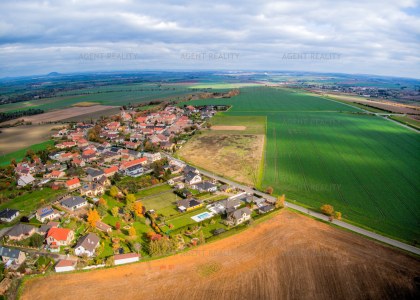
21,210,420,300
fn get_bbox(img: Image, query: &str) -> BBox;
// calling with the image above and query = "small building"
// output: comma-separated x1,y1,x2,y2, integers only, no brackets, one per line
86,168,105,182
114,253,140,265
96,221,112,234
17,174,35,187
258,205,275,214
55,259,77,273
6,224,37,241
184,171,202,185
66,177,81,190
74,233,100,257
191,181,217,193
60,196,88,211
46,227,74,246
36,206,60,223
0,246,26,267
103,165,118,177
177,198,203,212
124,165,144,177
226,207,252,226
80,182,104,197
0,209,19,223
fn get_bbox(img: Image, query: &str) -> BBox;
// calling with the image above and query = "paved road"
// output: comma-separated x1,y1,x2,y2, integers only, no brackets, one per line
165,154,420,256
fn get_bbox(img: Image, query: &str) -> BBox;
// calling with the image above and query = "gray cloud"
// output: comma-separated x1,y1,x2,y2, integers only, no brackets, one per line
0,0,419,78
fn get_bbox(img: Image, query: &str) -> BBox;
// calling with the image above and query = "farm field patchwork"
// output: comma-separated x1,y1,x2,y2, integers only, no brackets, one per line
178,87,420,243
0,84,191,113
0,140,54,166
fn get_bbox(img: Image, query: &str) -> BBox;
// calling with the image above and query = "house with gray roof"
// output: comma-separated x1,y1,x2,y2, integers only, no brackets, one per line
0,246,26,267
226,207,252,226
0,209,19,223
60,196,88,211
6,224,37,241
184,171,202,185
75,233,100,257
86,168,105,182
192,181,217,193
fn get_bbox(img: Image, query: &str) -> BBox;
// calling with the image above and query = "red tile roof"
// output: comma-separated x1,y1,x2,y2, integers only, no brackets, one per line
114,253,139,260
104,166,118,174
56,259,76,268
66,177,80,186
120,157,147,169
47,227,72,241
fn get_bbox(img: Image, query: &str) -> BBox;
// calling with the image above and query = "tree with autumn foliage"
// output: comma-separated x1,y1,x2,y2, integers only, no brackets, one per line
126,194,136,212
320,204,334,216
276,194,286,208
128,226,136,236
109,186,119,198
266,186,274,195
115,221,121,230
334,211,342,220
134,201,144,217
111,206,119,217
87,209,100,228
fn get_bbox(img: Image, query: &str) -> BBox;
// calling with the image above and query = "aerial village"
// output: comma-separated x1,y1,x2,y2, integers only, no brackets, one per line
0,103,282,292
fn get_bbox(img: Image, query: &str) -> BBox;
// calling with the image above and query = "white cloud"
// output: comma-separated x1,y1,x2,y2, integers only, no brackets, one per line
0,0,419,77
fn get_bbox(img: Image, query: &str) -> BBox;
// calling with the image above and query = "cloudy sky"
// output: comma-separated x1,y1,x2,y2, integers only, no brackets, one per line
0,0,419,78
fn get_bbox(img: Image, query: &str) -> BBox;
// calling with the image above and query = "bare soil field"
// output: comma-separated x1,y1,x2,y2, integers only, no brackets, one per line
211,125,246,131
323,93,420,115
0,124,60,154
178,133,264,185
0,105,118,125
21,210,420,300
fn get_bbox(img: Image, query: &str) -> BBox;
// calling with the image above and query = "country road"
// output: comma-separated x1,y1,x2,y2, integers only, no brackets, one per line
165,154,420,256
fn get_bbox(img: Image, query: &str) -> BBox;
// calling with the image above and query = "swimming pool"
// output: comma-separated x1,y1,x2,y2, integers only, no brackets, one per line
191,211,213,222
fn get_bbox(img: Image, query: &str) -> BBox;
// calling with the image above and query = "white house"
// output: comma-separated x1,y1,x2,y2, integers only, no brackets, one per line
114,253,140,265
55,259,77,273
17,174,35,187
36,206,60,223
0,209,19,223
74,233,100,257
184,171,202,185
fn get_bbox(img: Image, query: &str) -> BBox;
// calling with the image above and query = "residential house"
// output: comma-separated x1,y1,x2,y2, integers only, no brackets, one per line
80,182,104,197
124,165,144,177
74,233,100,257
142,152,161,163
60,196,88,211
114,253,140,265
36,206,60,223
0,209,19,223
119,157,148,170
183,165,199,175
177,198,203,212
55,259,77,273
86,168,105,182
191,181,218,193
258,205,275,214
50,170,66,179
6,224,37,241
17,174,35,187
226,207,252,226
102,151,121,163
66,177,81,190
96,221,112,234
46,227,74,246
184,171,202,185
103,165,118,177
0,246,26,267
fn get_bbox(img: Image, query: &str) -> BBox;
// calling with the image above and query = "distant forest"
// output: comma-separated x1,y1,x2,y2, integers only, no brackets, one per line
0,108,44,123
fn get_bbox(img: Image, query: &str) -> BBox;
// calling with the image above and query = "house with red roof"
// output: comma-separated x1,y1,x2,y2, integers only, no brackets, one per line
104,166,118,177
66,177,81,190
50,170,66,179
119,157,148,170
46,227,74,247
55,259,77,273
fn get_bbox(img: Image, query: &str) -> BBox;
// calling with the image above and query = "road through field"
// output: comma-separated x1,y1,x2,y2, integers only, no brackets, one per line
165,154,420,255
